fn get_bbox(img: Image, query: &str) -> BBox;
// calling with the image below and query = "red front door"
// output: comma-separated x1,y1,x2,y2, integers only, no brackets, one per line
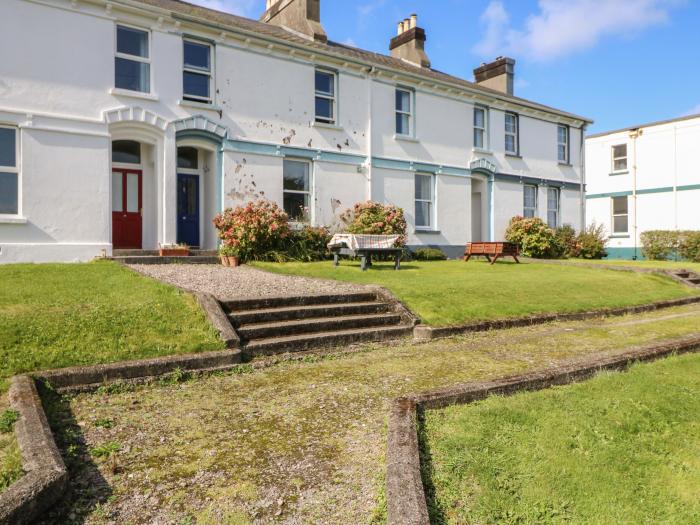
112,168,142,249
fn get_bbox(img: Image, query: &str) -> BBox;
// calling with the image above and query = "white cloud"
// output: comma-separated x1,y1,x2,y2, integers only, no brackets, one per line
185,0,260,16
358,0,387,17
473,0,684,62
342,37,358,48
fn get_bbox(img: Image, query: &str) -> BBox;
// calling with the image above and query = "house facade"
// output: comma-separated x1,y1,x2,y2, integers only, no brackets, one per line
0,0,590,263
586,114,700,259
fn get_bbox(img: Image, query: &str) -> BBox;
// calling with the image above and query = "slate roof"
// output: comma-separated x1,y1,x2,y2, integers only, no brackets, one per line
128,0,592,123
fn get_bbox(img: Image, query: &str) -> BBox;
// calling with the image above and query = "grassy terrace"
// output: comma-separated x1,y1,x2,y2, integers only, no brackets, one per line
46,304,700,524
569,258,700,272
0,261,223,493
423,352,700,525
254,260,699,325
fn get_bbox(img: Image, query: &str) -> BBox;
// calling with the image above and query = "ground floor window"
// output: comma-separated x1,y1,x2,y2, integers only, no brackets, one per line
283,159,311,222
523,184,537,218
415,173,434,229
547,187,560,228
612,196,629,234
0,126,19,215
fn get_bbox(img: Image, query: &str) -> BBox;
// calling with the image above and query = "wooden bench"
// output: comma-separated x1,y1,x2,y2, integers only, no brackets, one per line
464,242,520,265
330,247,403,271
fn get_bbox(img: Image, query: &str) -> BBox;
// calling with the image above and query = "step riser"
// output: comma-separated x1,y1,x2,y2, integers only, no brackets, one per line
222,293,379,312
231,303,390,325
240,314,402,340
245,327,413,357
110,256,220,265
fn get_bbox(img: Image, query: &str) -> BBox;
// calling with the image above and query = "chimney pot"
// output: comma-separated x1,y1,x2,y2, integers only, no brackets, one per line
389,13,431,68
397,21,403,35
410,14,417,28
473,56,516,95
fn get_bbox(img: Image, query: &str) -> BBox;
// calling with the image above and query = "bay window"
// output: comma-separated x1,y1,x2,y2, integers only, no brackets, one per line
0,127,18,216
283,159,311,222
415,173,434,229
523,184,537,218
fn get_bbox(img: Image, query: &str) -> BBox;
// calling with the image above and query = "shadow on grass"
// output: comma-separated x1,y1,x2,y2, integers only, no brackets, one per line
37,383,112,524
417,407,448,525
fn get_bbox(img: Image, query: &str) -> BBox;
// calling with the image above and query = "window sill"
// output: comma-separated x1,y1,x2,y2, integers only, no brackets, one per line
505,153,522,159
0,215,27,224
312,121,343,131
109,88,159,101
178,99,221,112
415,229,441,235
609,234,630,239
558,161,573,167
394,134,419,143
609,171,629,176
472,147,493,155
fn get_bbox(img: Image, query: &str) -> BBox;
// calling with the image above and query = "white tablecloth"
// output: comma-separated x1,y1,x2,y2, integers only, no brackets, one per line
328,234,402,250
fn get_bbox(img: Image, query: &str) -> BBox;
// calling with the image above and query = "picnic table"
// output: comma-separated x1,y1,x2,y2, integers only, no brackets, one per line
464,242,520,265
328,234,403,271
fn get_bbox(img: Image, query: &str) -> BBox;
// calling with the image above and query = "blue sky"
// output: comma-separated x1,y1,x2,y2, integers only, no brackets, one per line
189,0,700,133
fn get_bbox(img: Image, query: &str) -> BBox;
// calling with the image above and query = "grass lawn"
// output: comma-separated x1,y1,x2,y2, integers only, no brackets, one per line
569,258,700,272
0,261,223,392
45,303,700,524
0,261,223,494
253,260,699,326
423,352,700,525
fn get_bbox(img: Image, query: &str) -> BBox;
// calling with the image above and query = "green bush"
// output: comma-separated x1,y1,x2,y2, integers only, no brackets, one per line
641,231,680,260
575,223,608,259
679,232,700,262
286,226,332,262
555,225,578,258
340,201,407,246
505,216,564,259
412,247,447,261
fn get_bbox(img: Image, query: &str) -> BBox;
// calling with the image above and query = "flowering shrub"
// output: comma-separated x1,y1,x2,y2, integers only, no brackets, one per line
642,230,700,261
340,201,407,246
575,223,608,259
213,200,291,262
505,216,564,259
286,226,332,262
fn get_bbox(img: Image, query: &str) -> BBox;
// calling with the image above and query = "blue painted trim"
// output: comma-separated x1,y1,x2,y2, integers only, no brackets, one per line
372,156,470,177
494,172,575,189
487,174,494,241
604,247,645,260
176,129,224,145
224,139,366,166
587,184,700,200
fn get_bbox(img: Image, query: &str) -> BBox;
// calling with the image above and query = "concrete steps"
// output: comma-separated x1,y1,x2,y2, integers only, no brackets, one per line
223,292,413,357
672,269,700,287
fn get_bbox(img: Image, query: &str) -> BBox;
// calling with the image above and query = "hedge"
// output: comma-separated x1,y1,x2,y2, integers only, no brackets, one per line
640,230,700,262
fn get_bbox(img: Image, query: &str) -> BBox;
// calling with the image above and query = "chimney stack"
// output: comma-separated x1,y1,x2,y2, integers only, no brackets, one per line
261,0,327,43
389,14,431,68
473,56,515,95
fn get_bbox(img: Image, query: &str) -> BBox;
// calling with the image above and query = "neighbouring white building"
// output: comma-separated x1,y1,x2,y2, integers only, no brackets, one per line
0,0,591,263
586,113,700,259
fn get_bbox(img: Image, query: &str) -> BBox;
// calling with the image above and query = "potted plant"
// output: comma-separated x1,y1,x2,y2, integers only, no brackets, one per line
159,243,190,257
219,244,240,267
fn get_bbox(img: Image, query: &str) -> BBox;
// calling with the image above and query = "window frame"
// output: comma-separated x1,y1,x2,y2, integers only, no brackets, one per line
611,144,628,173
611,196,629,234
114,23,152,94
557,124,570,164
505,112,519,155
473,106,488,150
395,87,414,137
547,187,560,228
314,69,337,125
414,172,435,230
523,183,538,218
0,125,20,217
283,158,313,224
182,38,214,104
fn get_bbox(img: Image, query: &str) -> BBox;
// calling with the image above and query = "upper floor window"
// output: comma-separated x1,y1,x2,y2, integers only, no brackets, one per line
0,127,19,215
283,159,311,222
612,196,629,234
557,125,569,163
112,140,141,164
474,107,487,149
115,25,150,93
415,173,434,229
547,187,560,228
395,88,413,136
177,147,199,170
183,39,212,104
523,184,537,218
612,144,628,173
505,112,519,155
315,69,336,124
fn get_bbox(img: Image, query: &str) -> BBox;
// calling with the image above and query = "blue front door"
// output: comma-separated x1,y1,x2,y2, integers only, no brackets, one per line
177,173,200,247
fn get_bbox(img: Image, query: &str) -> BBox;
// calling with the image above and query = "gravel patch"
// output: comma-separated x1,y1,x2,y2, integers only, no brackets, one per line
128,264,366,300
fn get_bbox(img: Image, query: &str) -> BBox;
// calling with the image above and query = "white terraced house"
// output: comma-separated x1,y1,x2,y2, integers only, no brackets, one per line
586,113,700,259
0,0,591,263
